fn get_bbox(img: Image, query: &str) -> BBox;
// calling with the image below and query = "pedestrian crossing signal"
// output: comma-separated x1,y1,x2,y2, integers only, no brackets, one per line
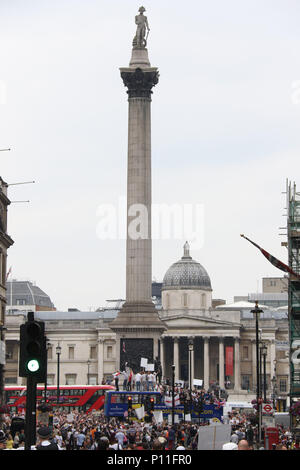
127,396,132,409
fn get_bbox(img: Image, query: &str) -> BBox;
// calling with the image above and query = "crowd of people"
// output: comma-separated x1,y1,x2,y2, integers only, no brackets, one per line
0,376,299,451
0,406,299,451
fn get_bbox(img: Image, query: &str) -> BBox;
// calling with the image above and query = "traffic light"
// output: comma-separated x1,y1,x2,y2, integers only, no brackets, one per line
19,312,47,381
150,397,154,411
127,396,132,409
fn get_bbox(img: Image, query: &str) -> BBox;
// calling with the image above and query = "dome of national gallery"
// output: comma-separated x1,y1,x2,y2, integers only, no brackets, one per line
162,242,212,291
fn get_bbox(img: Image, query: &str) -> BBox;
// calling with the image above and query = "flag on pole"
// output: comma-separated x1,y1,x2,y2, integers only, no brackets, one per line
6,266,12,281
241,234,300,280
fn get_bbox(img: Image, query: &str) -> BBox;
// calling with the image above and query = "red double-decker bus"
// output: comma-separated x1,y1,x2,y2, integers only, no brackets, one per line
4,385,115,413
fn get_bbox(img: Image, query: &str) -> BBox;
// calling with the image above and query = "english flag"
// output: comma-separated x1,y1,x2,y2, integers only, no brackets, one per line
241,234,300,280
164,394,180,408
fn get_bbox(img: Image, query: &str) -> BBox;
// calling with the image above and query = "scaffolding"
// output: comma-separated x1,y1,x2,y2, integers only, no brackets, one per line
287,181,300,431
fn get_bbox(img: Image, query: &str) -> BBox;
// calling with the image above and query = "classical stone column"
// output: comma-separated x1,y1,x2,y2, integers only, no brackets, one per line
109,11,166,371
97,338,104,383
204,337,210,390
219,337,225,389
234,337,241,391
173,337,180,382
160,337,165,379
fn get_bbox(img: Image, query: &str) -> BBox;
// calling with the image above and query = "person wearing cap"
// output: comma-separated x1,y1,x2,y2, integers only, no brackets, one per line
36,426,61,450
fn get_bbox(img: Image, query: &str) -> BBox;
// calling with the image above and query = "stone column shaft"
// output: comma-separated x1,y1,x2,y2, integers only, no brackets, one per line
97,339,104,383
204,337,210,390
174,337,180,382
160,338,165,379
219,337,225,389
126,95,152,303
234,338,241,391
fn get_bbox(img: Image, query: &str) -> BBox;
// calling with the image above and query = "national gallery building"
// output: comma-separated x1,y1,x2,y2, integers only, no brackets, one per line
4,244,289,409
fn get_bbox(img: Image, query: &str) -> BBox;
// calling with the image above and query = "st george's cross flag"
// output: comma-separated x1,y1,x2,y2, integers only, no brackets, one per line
241,234,300,280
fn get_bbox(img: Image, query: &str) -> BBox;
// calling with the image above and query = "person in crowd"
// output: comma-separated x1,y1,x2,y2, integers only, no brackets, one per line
36,426,62,450
237,439,250,450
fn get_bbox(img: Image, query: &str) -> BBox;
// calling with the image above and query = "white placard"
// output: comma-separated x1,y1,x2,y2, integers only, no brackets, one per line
175,380,185,387
135,406,145,420
185,414,191,422
193,379,203,387
140,358,148,368
153,411,163,424
145,363,154,371
67,413,74,422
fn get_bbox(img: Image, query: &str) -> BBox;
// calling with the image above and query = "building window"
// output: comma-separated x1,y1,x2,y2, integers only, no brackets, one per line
279,377,287,393
90,346,97,360
243,346,249,360
65,374,76,385
241,375,250,390
201,293,206,308
16,299,26,305
47,346,53,360
47,374,55,385
5,377,17,385
6,344,14,360
89,375,98,386
68,346,74,360
183,293,188,307
107,346,113,359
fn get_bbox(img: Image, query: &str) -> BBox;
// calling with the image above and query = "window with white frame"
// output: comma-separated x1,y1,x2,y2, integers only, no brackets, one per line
65,374,76,385
90,346,97,359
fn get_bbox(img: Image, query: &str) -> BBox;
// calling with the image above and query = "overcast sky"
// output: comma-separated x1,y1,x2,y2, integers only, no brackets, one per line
1,0,300,311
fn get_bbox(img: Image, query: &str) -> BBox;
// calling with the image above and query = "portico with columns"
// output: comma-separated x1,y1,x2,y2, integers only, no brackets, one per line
159,333,241,392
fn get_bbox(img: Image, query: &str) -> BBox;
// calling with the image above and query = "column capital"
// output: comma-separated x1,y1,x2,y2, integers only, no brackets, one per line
121,67,159,99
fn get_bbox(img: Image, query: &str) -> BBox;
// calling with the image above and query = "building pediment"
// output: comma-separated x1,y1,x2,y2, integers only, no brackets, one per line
160,313,239,329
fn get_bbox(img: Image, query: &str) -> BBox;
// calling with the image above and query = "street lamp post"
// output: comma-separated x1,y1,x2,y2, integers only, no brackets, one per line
188,339,194,392
87,359,91,385
171,365,175,426
251,301,263,446
56,345,61,406
271,376,277,410
261,344,268,403
44,340,51,403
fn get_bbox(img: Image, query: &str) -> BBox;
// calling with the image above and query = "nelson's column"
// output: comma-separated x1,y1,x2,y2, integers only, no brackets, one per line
110,7,166,372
